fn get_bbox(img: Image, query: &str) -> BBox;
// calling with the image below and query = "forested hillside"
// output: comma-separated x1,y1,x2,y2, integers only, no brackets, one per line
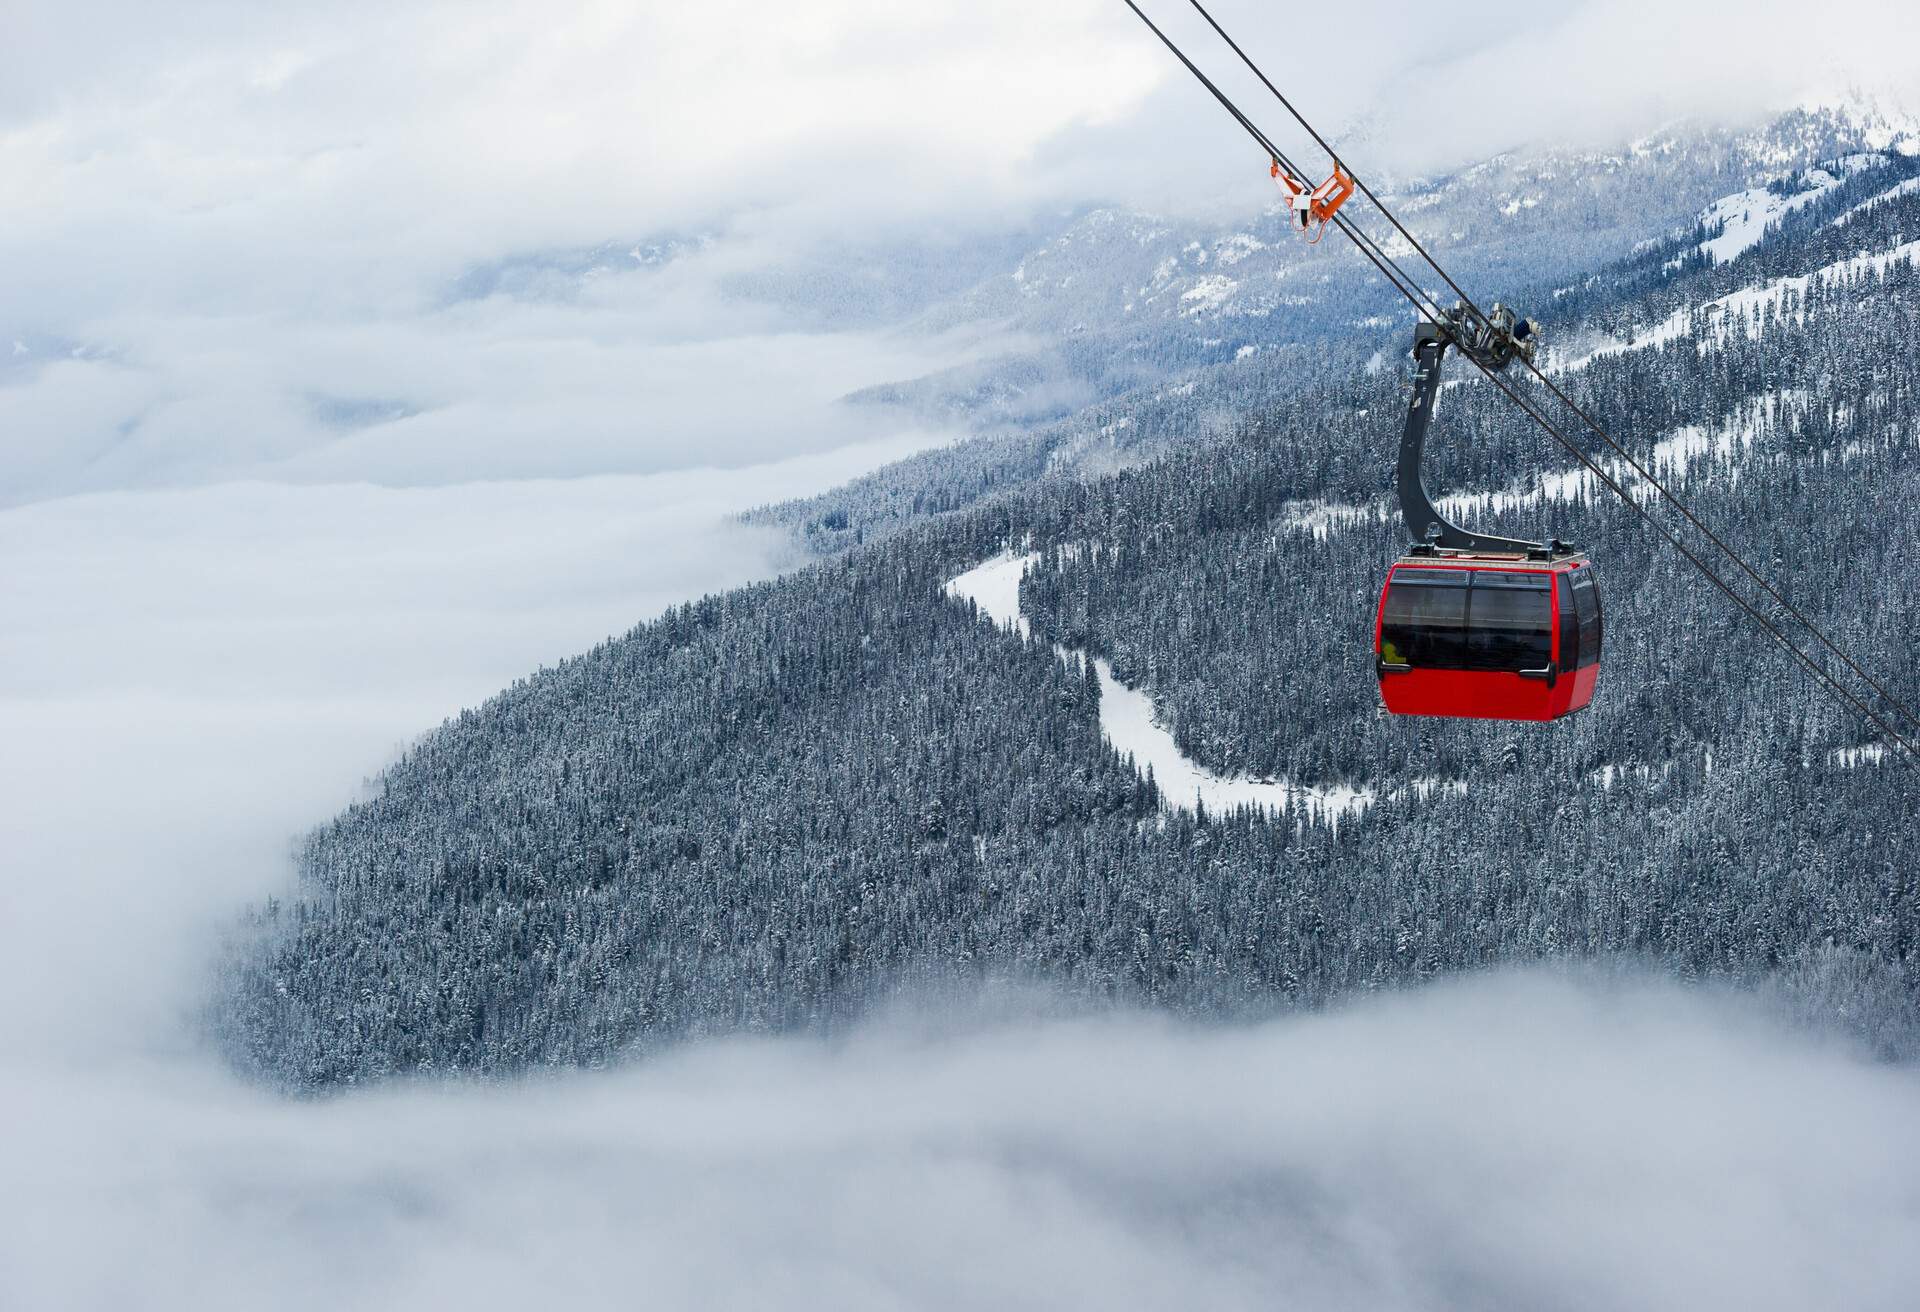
1020,177,1920,783
220,138,1920,1089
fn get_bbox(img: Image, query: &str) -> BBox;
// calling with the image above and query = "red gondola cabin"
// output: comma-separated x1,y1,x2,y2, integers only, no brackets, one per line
1374,551,1602,721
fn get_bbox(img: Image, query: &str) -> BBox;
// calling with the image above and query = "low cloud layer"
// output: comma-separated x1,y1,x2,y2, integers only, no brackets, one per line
0,436,925,1057
0,293,972,504
6,974,1919,1311
6,488,1917,1307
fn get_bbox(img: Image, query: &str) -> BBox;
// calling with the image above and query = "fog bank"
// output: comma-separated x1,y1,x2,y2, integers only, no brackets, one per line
5,973,1917,1311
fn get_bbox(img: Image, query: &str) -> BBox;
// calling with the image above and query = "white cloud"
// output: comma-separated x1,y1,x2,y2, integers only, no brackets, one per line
5,0,1916,506
0,1,1161,319
0,435,928,1055
1,1,1131,503
0,295,973,502
5,974,1919,1310
11,0,1914,326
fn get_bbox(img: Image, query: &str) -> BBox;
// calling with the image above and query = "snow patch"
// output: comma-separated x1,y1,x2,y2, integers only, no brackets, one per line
946,553,1373,823
1213,233,1266,266
1090,655,1372,822
1278,499,1378,541
1695,160,1887,265
1179,276,1237,317
1557,237,1920,373
944,550,1033,641
1590,762,1676,791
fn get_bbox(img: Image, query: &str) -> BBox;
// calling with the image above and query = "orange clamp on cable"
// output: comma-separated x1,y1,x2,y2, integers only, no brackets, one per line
1273,161,1353,239
1308,165,1355,225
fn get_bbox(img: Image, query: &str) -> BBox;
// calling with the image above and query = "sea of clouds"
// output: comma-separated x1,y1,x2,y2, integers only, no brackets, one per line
5,390,1917,1309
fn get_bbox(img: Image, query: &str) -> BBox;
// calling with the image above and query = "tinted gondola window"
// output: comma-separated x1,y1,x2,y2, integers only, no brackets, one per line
1570,569,1603,668
1380,569,1469,668
1556,574,1581,668
1465,572,1553,671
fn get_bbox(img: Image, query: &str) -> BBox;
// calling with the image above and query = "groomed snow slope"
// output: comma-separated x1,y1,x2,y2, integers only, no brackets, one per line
947,552,1376,821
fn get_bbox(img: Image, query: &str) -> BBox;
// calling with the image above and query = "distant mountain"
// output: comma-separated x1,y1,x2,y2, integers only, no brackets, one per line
444,233,720,303
762,105,1920,547
220,115,1920,1088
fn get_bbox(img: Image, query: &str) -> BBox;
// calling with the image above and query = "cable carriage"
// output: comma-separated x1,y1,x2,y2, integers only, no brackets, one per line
1374,306,1604,721
1122,0,1918,763
1376,556,1602,721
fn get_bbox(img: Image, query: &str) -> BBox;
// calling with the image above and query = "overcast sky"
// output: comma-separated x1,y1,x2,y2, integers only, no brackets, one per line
7,0,1917,294
5,0,1918,504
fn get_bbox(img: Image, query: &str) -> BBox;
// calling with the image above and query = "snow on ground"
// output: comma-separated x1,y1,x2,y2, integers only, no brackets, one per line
944,548,1033,640
1179,276,1237,317
1085,651,1371,821
1553,305,1694,372
947,552,1373,822
1712,237,1920,329
1278,394,1785,544
1696,160,1882,265
1831,176,1920,228
1557,235,1920,374
1277,499,1378,541
1590,762,1678,791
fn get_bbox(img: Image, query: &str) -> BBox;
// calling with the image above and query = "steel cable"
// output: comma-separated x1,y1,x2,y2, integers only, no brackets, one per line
1175,0,1920,739
1122,0,1920,766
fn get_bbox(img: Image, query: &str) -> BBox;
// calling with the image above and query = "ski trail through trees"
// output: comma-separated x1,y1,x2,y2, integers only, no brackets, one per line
946,551,1375,822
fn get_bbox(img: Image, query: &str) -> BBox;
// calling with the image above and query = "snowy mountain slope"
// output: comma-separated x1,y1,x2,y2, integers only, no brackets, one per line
1007,163,1920,784
1693,156,1884,265
948,550,1373,821
761,131,1920,556
373,104,1920,477
919,105,1917,341
1566,234,1920,372
1554,156,1920,370
222,139,1920,1087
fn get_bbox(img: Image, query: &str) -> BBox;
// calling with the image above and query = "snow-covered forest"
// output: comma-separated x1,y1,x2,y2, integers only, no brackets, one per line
223,143,1920,1086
